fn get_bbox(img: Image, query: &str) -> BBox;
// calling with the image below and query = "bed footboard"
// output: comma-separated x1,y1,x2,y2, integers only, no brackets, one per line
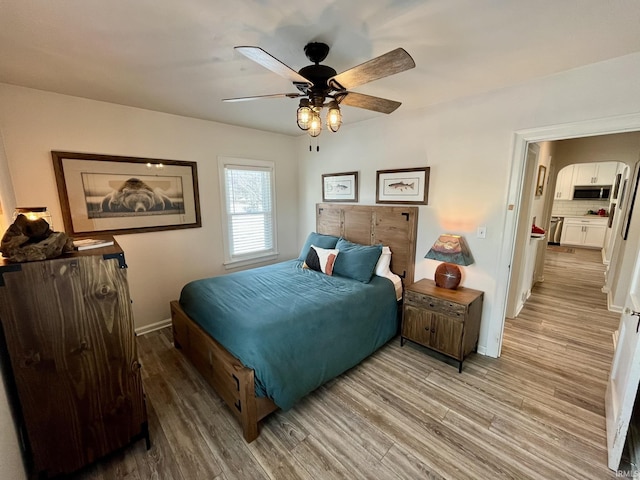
169,300,278,442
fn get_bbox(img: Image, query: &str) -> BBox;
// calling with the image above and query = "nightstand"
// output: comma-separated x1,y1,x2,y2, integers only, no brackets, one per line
401,278,484,372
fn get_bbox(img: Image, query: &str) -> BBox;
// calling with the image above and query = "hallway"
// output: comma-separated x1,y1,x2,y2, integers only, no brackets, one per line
500,246,622,472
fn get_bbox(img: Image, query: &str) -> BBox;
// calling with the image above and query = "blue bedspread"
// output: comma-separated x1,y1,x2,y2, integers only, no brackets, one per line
179,260,398,410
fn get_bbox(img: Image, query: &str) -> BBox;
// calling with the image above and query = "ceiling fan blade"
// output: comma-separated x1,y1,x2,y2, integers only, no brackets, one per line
235,46,313,88
338,92,401,114
223,93,303,102
329,48,415,91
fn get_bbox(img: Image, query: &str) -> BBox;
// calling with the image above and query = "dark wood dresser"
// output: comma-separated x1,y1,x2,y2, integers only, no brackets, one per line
0,240,149,478
401,278,484,372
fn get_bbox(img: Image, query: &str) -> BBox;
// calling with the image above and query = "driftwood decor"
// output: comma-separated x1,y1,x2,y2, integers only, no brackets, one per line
0,215,73,262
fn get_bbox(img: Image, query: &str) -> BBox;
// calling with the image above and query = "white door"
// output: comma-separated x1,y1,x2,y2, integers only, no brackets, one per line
606,245,640,470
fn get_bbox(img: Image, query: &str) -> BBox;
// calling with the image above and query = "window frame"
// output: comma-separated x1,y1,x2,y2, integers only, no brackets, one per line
218,156,278,268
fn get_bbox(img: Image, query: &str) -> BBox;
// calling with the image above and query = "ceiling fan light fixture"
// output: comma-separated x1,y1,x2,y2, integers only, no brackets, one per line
326,100,342,133
308,110,322,137
296,99,312,130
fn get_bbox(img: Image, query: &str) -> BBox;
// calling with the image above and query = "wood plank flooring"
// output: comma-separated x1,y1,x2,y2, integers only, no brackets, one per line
72,247,624,479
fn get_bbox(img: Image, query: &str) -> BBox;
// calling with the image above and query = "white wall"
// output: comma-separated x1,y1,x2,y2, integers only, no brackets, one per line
553,133,640,170
507,141,551,318
297,52,640,356
0,117,27,480
609,162,640,310
0,84,299,331
531,141,554,285
0,374,25,480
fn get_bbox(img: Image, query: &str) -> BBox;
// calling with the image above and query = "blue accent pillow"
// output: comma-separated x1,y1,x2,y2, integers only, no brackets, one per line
298,232,340,261
333,238,383,283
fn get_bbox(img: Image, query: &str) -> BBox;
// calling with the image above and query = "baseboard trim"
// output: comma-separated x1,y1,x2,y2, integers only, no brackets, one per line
607,291,624,313
135,318,172,336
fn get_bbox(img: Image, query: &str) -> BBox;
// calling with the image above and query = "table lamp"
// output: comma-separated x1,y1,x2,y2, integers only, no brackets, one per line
424,234,474,289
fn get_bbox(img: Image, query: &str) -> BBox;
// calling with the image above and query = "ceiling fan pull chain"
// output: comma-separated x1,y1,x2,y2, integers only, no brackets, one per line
309,137,320,152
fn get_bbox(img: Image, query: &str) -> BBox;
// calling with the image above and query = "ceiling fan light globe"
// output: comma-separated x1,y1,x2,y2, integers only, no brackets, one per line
308,111,322,137
296,105,312,130
327,105,342,133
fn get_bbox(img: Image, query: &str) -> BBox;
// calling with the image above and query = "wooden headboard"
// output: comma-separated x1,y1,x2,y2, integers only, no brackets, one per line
316,203,419,286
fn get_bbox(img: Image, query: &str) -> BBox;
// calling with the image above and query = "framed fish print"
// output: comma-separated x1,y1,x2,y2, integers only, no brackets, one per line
376,167,430,205
322,171,359,202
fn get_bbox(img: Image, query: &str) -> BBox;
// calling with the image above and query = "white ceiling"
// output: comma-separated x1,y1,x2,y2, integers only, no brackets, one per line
1,0,639,137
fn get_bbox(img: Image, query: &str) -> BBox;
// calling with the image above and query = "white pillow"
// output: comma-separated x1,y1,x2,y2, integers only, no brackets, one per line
375,246,392,277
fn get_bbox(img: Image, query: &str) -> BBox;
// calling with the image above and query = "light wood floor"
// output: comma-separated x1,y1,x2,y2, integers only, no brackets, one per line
74,247,623,479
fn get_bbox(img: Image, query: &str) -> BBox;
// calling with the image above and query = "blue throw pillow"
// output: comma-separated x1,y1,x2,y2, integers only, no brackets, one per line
333,238,382,283
298,232,340,261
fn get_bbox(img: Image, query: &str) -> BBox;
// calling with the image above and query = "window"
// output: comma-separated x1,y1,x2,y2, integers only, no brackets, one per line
218,157,277,267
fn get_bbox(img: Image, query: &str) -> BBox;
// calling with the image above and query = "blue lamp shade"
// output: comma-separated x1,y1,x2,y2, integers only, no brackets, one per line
425,234,474,289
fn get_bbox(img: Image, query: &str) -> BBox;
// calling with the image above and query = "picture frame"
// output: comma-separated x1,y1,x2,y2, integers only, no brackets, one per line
622,163,640,241
613,173,622,199
536,165,547,196
52,151,201,236
376,167,430,205
322,171,359,202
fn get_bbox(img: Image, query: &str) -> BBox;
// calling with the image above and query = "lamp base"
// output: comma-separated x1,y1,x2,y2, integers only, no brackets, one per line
434,262,462,289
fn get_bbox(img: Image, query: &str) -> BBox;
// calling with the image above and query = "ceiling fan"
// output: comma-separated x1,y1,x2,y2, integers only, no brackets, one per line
223,42,415,137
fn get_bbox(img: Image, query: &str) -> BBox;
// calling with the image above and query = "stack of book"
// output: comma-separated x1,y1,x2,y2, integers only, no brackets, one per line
73,238,114,251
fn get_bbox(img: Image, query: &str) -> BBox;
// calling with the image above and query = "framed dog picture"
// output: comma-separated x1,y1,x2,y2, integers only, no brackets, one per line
52,151,201,236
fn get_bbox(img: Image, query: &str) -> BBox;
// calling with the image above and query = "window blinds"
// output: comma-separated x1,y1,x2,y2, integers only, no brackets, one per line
224,164,274,257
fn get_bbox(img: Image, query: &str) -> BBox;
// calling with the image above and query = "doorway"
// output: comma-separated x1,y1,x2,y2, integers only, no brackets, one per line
488,113,640,358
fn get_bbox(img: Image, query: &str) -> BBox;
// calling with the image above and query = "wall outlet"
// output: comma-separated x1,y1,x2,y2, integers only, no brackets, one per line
477,226,487,239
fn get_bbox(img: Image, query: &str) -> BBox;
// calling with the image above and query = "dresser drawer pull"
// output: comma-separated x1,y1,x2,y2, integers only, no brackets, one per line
429,303,435,307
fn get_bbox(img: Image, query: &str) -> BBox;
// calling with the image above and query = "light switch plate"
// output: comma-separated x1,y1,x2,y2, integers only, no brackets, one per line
477,226,486,239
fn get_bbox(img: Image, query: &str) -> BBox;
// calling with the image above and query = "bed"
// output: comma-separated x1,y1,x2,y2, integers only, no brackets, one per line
170,203,418,441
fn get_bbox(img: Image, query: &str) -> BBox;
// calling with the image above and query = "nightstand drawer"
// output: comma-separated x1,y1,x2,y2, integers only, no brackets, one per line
404,290,466,316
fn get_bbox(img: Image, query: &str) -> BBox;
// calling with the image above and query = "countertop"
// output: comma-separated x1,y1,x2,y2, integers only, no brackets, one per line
563,215,608,221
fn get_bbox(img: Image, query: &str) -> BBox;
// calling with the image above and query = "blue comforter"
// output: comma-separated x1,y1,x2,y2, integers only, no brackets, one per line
179,260,399,410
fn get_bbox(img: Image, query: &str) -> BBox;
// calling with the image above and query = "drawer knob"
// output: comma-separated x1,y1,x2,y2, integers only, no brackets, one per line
429,303,434,307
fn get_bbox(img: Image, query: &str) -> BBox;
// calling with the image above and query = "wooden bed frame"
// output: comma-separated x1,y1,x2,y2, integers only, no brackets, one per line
170,203,418,442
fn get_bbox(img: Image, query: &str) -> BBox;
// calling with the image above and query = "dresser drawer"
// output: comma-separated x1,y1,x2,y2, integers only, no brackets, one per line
404,290,466,316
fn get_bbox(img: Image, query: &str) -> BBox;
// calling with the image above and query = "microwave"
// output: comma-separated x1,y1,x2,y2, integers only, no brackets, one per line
573,185,611,200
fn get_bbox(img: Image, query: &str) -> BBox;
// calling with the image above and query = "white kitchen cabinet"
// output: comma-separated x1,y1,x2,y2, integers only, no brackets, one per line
572,162,618,186
554,165,575,200
560,216,608,248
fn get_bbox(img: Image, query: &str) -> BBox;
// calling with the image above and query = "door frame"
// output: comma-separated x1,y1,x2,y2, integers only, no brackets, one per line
489,113,640,357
